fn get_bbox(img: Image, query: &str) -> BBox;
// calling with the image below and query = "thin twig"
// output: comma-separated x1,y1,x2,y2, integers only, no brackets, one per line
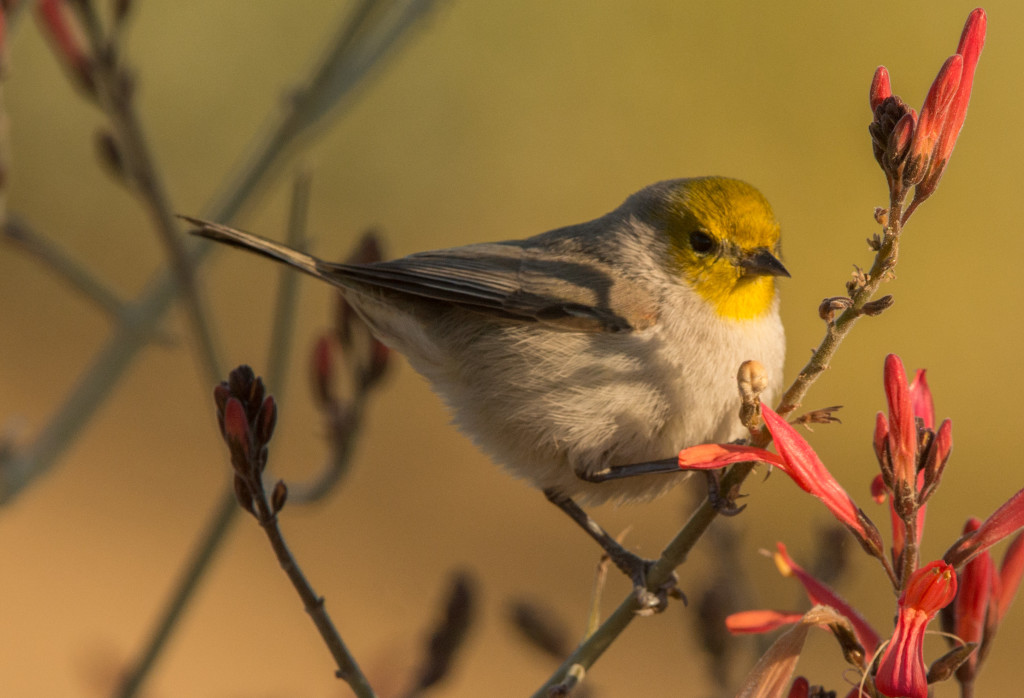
776,197,905,417
214,366,376,696
254,496,376,697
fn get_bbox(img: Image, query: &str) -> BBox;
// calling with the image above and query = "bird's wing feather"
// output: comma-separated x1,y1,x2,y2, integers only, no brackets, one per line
183,215,659,334
325,242,657,333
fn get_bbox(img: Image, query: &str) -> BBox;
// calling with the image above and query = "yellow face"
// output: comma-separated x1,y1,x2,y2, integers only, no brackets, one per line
664,177,786,321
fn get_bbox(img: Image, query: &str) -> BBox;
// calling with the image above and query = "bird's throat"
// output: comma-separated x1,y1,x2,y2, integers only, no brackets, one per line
699,275,777,321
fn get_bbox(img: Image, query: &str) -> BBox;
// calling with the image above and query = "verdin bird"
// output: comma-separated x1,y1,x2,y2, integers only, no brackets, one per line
187,176,788,607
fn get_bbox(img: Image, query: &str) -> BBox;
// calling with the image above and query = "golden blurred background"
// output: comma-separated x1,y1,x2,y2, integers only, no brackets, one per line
1,2,1021,695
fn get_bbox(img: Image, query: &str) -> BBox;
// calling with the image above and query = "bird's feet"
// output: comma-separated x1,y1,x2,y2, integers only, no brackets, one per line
702,470,746,516
609,549,685,615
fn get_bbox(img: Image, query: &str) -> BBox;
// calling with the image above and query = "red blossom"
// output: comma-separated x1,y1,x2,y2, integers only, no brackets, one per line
884,354,917,495
904,55,963,186
996,532,1024,622
869,9,987,218
726,609,805,635
920,418,953,499
678,406,884,560
774,543,880,657
915,8,987,202
763,406,885,558
875,561,958,698
223,397,251,462
677,442,783,471
951,519,993,682
945,487,1024,567
873,411,889,473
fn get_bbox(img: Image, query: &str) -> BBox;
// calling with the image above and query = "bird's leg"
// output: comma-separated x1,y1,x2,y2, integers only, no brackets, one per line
575,457,680,483
578,458,746,515
543,489,678,613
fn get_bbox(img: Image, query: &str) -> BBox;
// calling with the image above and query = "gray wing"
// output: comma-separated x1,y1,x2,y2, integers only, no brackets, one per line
324,241,658,333
184,215,659,333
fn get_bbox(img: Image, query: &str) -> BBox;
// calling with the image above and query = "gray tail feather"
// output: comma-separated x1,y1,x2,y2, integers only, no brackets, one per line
181,215,323,278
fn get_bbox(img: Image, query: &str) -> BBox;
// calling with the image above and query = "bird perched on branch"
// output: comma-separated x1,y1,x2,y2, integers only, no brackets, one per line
187,176,788,610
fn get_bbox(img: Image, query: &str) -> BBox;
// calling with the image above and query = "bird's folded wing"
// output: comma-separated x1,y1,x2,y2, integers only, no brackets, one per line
324,243,657,333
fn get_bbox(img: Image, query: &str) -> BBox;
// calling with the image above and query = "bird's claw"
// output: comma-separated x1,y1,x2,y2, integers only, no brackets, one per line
628,559,684,615
703,471,747,516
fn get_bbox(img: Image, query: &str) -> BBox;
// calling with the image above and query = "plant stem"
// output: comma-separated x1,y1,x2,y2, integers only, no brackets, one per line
255,499,377,697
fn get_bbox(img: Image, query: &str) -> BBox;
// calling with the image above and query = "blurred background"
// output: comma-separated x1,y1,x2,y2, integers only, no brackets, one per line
0,1,1020,695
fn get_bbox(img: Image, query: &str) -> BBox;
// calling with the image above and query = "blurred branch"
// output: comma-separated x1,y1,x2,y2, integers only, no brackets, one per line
0,0,437,505
265,171,312,392
70,1,221,385
205,0,440,228
2,216,175,345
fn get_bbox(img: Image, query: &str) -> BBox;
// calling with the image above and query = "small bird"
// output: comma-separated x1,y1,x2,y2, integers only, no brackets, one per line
187,176,788,607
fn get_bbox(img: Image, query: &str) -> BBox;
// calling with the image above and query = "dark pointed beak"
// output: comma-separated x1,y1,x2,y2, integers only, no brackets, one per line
738,247,790,278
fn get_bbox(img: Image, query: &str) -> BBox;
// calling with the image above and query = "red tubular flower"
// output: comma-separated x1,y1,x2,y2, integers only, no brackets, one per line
774,543,880,657
875,561,958,698
951,519,993,683
677,442,784,470
726,609,806,635
945,487,1024,567
884,354,917,497
996,532,1024,622
904,55,963,186
915,8,987,201
677,407,884,558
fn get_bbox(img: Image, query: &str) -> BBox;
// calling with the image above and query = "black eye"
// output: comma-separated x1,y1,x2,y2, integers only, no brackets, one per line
689,230,716,255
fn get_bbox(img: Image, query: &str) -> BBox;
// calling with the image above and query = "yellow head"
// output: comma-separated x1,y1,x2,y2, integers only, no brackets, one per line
662,177,787,320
